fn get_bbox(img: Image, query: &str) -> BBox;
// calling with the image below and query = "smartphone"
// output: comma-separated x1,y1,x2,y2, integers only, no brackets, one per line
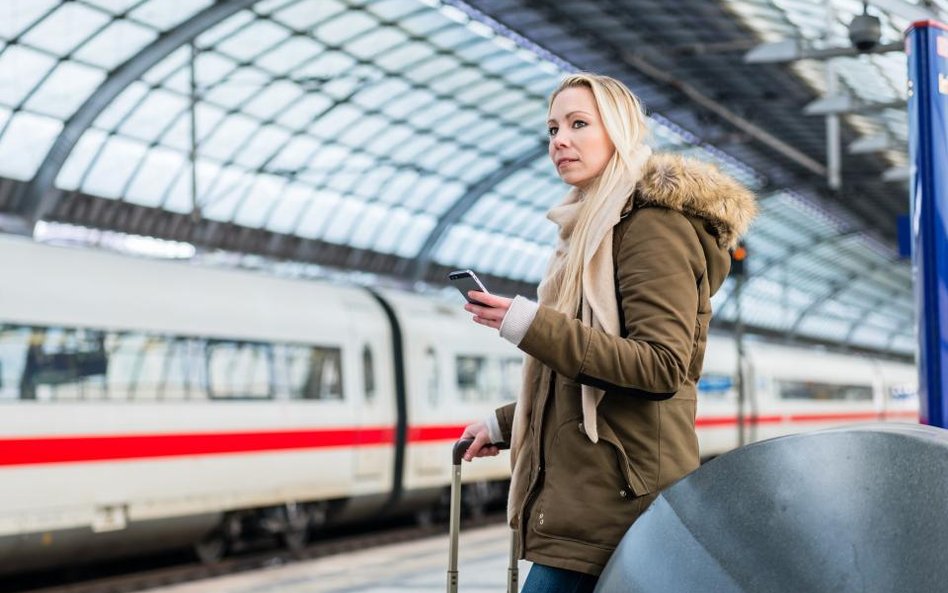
448,269,490,306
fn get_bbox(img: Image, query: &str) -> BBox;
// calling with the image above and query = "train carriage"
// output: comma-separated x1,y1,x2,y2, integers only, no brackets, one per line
0,235,918,574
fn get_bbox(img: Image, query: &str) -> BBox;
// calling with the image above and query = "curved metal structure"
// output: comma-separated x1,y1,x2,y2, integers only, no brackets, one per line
20,0,260,225
408,142,547,282
596,424,948,593
0,0,919,358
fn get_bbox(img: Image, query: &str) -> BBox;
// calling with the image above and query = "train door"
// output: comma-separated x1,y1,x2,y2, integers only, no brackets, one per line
343,298,393,485
413,343,445,477
352,342,382,480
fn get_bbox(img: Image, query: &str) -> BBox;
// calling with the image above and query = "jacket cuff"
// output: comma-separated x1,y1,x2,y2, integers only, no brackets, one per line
484,412,504,444
499,296,539,346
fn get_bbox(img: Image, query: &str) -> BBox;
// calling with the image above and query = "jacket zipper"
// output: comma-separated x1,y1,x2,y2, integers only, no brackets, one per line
516,369,555,556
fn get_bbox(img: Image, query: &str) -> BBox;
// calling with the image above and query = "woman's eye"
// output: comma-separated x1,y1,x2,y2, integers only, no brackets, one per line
547,126,558,136
572,120,587,129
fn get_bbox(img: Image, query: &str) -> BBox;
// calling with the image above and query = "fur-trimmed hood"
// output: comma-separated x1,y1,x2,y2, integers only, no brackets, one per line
629,153,757,250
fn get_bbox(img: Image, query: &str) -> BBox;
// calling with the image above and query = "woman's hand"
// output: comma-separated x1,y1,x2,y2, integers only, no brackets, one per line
464,292,512,330
460,421,500,461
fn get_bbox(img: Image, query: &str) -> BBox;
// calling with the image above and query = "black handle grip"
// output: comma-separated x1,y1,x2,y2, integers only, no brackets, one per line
453,438,510,465
453,439,474,465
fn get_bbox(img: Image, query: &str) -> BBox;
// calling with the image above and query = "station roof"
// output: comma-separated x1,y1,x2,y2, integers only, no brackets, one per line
0,0,931,360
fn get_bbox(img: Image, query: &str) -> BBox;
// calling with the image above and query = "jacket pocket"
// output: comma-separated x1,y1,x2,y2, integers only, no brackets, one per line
595,418,652,496
532,417,648,549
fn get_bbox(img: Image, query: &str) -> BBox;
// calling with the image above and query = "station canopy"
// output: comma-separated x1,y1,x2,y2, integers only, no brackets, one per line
0,0,932,359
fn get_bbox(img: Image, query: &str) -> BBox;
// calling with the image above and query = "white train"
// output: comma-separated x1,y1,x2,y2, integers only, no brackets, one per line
0,235,917,574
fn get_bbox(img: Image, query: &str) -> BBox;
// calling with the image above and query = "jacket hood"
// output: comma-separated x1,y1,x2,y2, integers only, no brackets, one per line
629,153,757,295
632,153,757,250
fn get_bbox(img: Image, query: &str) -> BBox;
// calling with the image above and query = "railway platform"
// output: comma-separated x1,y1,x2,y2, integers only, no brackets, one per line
141,523,523,593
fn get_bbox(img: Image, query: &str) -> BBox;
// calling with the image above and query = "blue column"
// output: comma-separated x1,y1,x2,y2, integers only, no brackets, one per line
907,20,948,427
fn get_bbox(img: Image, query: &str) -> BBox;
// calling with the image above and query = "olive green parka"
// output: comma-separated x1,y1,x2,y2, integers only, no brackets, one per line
494,153,756,575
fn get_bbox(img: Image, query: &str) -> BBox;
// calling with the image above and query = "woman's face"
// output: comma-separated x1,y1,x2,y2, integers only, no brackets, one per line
547,86,615,188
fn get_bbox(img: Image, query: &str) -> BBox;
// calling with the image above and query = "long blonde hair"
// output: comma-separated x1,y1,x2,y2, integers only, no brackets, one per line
549,73,650,315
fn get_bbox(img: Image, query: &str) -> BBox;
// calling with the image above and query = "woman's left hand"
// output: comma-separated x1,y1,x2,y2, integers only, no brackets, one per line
464,292,512,330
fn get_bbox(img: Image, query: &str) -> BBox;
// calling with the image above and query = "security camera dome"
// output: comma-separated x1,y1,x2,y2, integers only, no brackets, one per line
849,13,882,52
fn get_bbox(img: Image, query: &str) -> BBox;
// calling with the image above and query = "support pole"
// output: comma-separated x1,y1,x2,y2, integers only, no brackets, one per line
906,20,948,427
734,273,747,447
825,5,842,190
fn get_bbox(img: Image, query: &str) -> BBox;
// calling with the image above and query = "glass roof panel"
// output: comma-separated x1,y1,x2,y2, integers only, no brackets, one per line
125,146,187,208
269,0,348,30
25,60,106,119
73,18,157,71
233,174,284,228
56,127,107,190
20,2,111,56
232,126,293,170
0,45,59,107
119,88,188,141
346,26,408,60
128,0,214,31
395,214,436,258
0,111,62,181
348,203,390,249
0,0,914,357
370,207,413,254
265,182,312,234
0,2,60,40
216,19,289,63
82,135,149,199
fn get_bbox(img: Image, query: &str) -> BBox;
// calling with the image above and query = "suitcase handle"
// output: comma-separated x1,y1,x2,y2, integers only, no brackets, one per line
452,438,475,466
447,439,518,593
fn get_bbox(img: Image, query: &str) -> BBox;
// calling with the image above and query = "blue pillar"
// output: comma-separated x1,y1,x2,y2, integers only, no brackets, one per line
907,20,948,427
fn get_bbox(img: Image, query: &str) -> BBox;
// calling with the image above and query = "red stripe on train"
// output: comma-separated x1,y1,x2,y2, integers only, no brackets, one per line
0,411,918,467
0,427,401,467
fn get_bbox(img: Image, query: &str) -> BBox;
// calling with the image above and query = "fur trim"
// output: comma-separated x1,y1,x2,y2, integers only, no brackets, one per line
633,153,757,249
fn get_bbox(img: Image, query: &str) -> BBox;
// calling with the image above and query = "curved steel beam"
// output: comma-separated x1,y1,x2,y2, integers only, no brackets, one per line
841,286,908,342
787,259,894,334
408,142,548,283
20,0,260,226
715,230,861,318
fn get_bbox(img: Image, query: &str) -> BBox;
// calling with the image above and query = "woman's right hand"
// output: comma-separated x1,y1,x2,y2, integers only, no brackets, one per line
460,421,500,462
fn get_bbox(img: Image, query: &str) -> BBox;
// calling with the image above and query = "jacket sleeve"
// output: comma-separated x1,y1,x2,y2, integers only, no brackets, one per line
494,402,516,444
517,207,703,397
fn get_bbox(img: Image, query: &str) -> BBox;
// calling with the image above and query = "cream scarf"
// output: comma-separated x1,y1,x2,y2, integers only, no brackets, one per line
508,145,652,520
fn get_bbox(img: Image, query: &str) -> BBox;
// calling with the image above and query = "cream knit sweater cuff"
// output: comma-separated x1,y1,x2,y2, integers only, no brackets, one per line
484,412,504,444
499,295,538,346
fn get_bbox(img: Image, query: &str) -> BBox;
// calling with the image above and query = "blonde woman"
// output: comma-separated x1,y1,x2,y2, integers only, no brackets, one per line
459,73,756,592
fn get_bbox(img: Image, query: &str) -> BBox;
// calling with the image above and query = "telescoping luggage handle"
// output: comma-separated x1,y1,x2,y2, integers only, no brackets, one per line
448,439,518,593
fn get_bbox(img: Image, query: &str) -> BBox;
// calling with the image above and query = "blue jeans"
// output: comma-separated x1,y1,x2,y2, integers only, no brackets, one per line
520,563,599,593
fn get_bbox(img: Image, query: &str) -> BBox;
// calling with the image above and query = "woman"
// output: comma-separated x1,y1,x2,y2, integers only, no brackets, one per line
459,73,756,592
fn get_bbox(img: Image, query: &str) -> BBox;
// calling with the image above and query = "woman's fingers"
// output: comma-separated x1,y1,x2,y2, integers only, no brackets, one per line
468,291,511,310
465,429,493,461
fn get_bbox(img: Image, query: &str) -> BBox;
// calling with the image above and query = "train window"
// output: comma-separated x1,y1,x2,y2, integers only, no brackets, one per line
285,346,344,401
107,332,149,400
777,380,873,401
207,341,272,400
132,337,171,401
363,345,376,403
500,357,522,401
162,338,207,400
0,326,29,400
21,327,108,401
425,347,439,407
0,321,352,404
456,355,488,402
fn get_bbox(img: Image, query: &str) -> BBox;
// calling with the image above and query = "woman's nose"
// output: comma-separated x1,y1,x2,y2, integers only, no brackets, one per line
552,133,570,148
